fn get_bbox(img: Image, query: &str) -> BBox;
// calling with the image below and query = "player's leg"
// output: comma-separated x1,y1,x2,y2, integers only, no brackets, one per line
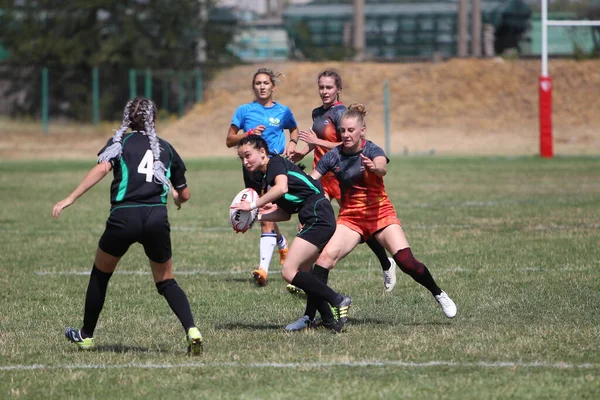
243,166,280,286
375,224,457,318
365,236,396,292
274,222,288,265
65,208,133,350
144,206,203,354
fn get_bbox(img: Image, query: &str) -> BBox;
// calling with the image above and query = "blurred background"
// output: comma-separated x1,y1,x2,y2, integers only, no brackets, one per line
0,0,599,157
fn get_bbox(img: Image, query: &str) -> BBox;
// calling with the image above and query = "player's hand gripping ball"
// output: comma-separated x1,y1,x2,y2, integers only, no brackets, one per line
229,188,259,233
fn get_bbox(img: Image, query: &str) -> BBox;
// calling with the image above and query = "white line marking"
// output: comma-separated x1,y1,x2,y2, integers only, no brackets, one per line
1,360,598,371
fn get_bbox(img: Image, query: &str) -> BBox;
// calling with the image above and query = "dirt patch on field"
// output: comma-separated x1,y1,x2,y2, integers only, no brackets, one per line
2,59,599,160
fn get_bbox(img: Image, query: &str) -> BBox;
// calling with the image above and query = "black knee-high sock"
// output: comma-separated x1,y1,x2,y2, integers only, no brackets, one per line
366,237,391,271
304,265,335,322
156,279,195,331
291,270,343,306
313,265,337,323
81,264,113,338
393,248,442,296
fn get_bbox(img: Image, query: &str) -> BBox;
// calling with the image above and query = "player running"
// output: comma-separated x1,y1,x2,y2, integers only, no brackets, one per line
286,103,457,330
231,135,351,332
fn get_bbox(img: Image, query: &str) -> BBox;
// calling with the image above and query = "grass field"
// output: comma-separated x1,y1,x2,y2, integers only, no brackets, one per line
1,156,599,399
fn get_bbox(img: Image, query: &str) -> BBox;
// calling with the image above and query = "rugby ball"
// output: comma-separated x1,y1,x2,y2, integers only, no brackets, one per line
229,188,259,233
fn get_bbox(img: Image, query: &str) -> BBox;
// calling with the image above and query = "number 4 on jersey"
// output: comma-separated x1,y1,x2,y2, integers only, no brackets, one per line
137,150,154,182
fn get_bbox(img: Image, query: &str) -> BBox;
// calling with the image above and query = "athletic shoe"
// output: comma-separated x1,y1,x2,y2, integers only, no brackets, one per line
278,247,288,266
435,291,457,318
284,315,313,332
252,269,268,286
383,257,397,292
186,327,203,356
311,319,345,333
286,284,307,298
65,327,94,350
332,295,352,323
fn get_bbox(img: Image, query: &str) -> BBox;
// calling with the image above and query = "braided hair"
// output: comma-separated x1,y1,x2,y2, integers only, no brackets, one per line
98,97,170,190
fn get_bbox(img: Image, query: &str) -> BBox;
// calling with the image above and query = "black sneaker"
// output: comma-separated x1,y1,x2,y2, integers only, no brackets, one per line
311,319,345,333
332,295,352,323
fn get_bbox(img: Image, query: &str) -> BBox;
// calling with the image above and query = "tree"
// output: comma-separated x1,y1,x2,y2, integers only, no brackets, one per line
0,0,218,120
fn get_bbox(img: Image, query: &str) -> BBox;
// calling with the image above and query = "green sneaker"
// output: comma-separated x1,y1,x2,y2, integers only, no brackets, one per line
286,284,307,299
186,327,203,356
332,295,352,323
65,327,94,350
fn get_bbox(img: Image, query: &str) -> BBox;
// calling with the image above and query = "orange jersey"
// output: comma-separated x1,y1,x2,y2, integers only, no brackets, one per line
315,140,400,239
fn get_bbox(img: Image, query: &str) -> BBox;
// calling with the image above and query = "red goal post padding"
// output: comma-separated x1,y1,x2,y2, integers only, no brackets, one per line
539,76,553,158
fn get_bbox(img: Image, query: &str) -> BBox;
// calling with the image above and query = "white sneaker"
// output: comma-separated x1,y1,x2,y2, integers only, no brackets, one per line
383,257,397,292
435,291,457,318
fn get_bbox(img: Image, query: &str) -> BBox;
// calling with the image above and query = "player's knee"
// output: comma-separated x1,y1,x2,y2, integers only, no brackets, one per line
316,250,337,269
393,248,425,276
155,278,177,295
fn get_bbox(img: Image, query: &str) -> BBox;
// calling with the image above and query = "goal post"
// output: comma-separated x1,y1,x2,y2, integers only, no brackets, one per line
540,0,600,158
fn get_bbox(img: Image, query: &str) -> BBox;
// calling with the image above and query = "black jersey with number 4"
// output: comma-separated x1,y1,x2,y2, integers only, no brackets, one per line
264,155,323,214
98,132,187,207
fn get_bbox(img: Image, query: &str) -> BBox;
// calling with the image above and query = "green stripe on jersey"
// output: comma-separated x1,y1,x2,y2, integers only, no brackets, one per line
115,134,135,202
115,158,129,202
288,171,320,194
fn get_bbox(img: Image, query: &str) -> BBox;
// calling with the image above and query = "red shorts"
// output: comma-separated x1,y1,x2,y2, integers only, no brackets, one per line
337,198,401,241
321,173,341,201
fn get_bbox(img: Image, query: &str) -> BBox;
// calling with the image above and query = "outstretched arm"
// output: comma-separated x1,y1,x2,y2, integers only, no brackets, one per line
52,162,112,219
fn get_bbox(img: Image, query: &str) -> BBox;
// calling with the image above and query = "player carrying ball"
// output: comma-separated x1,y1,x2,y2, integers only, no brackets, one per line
231,135,351,331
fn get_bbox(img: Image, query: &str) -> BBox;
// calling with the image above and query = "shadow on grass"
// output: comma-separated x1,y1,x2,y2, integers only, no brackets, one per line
350,318,451,327
93,344,168,354
214,322,282,331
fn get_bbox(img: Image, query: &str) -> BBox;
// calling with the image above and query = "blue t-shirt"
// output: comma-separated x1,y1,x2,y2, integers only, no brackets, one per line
231,101,297,155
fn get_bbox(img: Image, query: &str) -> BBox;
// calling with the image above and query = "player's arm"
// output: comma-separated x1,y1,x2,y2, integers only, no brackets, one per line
226,124,267,148
52,162,112,218
299,128,340,149
284,126,299,157
310,170,323,181
360,154,387,177
226,124,243,148
172,187,190,210
258,206,291,222
256,174,287,208
231,174,288,212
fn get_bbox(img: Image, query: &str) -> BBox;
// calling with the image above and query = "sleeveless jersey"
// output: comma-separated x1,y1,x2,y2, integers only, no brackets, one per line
98,132,187,208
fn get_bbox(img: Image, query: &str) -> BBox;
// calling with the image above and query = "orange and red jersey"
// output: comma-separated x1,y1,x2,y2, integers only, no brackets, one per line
315,140,400,239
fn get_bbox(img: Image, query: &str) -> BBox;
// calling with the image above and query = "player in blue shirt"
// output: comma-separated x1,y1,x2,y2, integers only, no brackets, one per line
52,97,203,355
226,68,300,287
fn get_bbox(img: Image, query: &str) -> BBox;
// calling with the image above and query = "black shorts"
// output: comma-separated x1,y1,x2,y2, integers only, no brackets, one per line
99,205,171,263
242,165,265,194
296,196,336,251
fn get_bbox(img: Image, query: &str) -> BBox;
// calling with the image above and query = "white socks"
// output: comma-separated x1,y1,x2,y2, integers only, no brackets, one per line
259,233,277,273
277,234,287,251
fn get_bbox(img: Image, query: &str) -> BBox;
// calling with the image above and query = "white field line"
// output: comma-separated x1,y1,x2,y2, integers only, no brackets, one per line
1,360,598,371
35,266,593,276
